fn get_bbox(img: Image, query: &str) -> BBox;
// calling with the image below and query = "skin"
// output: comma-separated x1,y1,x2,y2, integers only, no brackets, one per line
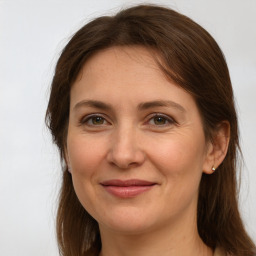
66,46,229,256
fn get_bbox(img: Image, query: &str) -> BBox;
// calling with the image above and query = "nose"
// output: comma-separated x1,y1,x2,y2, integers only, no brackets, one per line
106,126,145,169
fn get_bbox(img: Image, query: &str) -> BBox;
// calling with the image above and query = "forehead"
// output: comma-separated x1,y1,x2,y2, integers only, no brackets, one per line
72,46,174,96
75,46,162,82
70,46,197,113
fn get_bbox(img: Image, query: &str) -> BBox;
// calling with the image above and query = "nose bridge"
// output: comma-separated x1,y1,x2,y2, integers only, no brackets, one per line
107,122,145,168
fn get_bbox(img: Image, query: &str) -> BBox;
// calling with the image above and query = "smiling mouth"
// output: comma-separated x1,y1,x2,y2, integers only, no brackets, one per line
100,179,157,198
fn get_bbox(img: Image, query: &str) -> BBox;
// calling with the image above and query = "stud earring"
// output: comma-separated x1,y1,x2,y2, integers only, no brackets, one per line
212,166,216,172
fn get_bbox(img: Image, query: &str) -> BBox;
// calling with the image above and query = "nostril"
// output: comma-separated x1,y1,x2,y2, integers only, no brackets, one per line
107,153,144,169
110,161,138,169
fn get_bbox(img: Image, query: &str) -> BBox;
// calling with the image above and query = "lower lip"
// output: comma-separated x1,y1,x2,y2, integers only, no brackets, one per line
102,185,154,198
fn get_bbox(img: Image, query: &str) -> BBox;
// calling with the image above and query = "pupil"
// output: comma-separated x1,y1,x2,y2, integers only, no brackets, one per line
154,117,165,125
93,117,103,124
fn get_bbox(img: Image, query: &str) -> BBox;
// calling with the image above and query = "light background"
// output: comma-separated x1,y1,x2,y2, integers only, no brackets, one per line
0,0,255,255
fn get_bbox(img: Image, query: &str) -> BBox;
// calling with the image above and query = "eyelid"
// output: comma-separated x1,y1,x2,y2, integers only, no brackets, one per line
79,113,110,126
78,112,176,128
145,113,176,126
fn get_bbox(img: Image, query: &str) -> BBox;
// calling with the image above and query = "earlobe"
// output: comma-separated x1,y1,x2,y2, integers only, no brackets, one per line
203,121,230,174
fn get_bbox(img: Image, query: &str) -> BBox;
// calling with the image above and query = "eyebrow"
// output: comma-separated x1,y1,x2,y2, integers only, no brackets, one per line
138,100,185,112
73,100,112,111
73,99,186,113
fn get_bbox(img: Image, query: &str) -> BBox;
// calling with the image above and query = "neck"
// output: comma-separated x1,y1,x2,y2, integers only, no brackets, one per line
98,211,213,256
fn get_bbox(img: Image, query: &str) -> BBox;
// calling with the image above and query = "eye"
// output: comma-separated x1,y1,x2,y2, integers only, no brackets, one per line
147,114,175,126
80,114,109,126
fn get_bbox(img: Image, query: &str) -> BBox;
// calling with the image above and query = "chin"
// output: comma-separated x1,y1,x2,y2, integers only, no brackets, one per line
97,206,158,235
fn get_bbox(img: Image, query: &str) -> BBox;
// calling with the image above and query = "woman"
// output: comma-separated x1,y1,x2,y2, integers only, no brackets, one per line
46,4,256,256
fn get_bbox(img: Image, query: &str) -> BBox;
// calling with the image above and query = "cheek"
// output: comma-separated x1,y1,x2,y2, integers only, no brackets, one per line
147,131,206,200
150,136,205,211
67,135,105,175
67,135,105,215
148,133,206,173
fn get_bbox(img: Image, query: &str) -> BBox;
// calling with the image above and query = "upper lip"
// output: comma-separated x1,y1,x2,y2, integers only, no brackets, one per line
100,179,157,186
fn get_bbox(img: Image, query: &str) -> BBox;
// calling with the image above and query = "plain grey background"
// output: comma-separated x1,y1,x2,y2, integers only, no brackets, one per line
0,0,255,255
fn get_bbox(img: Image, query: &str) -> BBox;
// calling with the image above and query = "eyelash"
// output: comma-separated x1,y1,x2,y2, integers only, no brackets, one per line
146,113,176,127
80,114,109,126
79,113,176,128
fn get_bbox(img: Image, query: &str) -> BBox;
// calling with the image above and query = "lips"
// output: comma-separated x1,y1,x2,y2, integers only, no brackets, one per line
100,179,157,198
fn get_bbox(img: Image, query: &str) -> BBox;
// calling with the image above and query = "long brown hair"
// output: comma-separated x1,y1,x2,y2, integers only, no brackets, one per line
46,4,256,256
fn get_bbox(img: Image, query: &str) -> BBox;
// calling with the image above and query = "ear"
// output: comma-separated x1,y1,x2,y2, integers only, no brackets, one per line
203,121,230,174
64,147,71,173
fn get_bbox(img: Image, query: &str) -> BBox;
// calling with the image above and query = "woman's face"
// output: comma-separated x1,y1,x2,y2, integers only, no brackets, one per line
67,46,212,235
